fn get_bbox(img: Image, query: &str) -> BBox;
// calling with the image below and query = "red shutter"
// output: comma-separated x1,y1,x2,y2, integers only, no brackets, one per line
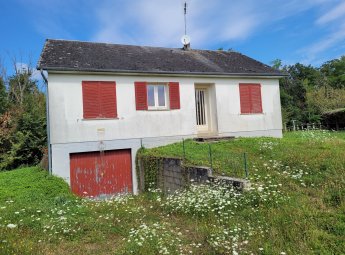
82,81,117,119
135,82,148,110
82,81,101,119
239,83,262,114
169,82,180,110
250,84,262,113
239,84,251,114
99,81,117,118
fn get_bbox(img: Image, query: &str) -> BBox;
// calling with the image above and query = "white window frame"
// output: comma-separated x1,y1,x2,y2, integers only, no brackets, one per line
147,84,169,110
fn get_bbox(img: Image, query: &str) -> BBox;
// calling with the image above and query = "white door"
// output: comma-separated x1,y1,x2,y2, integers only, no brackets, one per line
195,88,210,133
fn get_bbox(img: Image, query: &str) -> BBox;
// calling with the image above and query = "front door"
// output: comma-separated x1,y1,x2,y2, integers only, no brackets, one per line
195,87,210,133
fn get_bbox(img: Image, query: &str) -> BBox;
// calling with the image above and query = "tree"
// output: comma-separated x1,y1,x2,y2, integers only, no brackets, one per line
274,61,332,124
0,58,8,114
320,56,345,89
0,77,7,114
0,55,46,170
1,92,46,169
8,60,38,106
271,59,282,70
288,63,325,89
307,86,345,113
277,64,310,123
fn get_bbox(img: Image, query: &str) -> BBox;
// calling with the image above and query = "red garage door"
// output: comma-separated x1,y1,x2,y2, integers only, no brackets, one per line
70,149,132,197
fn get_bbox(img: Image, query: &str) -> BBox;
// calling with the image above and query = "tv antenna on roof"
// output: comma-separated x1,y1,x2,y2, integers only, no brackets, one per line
181,1,191,49
184,1,187,35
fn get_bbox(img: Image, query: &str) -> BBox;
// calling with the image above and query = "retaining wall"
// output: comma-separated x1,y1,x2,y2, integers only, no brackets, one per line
137,157,250,194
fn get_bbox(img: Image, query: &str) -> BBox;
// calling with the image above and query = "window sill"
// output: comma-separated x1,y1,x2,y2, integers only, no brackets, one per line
82,118,119,121
240,113,265,115
147,108,170,111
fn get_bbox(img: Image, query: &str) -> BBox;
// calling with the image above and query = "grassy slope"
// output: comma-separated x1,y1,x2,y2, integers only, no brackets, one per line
0,167,73,202
141,131,345,253
0,131,344,254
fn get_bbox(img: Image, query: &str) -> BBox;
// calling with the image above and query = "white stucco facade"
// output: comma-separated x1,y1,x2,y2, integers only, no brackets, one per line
48,72,283,193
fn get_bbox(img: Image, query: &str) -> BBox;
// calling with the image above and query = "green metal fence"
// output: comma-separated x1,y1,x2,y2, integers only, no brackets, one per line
180,139,248,179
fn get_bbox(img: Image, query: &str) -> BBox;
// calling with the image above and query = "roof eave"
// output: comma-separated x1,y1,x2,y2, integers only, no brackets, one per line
37,66,287,78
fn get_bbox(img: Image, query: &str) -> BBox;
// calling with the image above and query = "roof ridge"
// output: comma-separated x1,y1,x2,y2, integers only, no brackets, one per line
45,38,243,54
46,38,184,51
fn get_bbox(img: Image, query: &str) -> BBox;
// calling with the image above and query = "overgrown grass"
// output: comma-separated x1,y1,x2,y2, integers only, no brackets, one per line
1,131,345,254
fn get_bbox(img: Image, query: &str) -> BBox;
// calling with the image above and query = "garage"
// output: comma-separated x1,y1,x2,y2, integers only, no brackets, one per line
70,149,132,197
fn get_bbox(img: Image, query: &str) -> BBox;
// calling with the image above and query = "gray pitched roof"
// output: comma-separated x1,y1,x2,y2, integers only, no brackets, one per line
37,39,284,77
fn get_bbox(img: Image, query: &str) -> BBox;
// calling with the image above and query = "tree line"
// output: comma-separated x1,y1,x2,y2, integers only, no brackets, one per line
273,56,345,125
0,59,46,170
0,55,344,170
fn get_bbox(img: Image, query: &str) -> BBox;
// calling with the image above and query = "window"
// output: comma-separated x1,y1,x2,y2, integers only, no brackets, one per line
82,81,117,119
135,82,180,110
147,84,168,109
239,83,263,114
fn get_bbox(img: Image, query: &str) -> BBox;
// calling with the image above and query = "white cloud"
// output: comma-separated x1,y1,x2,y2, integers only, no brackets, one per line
15,63,29,74
311,26,345,53
92,0,184,47
317,1,345,24
91,0,335,49
189,0,261,45
20,0,94,39
297,1,345,64
92,0,263,47
18,0,343,65
299,21,345,64
15,62,42,81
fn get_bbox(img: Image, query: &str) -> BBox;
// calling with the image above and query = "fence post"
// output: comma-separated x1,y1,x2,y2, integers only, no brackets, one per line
243,153,248,178
140,138,143,149
182,138,186,160
208,143,213,171
292,120,296,131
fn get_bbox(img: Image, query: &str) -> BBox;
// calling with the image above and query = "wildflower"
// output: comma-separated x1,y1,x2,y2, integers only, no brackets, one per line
7,224,17,229
257,187,264,192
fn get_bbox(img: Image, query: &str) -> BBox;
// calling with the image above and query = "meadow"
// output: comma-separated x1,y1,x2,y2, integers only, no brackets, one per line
0,131,344,254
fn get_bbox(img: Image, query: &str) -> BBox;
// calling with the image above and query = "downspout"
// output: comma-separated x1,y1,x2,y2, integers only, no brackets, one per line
40,69,52,175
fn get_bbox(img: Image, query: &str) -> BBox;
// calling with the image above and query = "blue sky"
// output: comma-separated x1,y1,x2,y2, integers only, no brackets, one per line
1,0,345,76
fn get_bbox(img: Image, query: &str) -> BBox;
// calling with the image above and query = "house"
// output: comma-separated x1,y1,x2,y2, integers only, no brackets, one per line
37,39,284,197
